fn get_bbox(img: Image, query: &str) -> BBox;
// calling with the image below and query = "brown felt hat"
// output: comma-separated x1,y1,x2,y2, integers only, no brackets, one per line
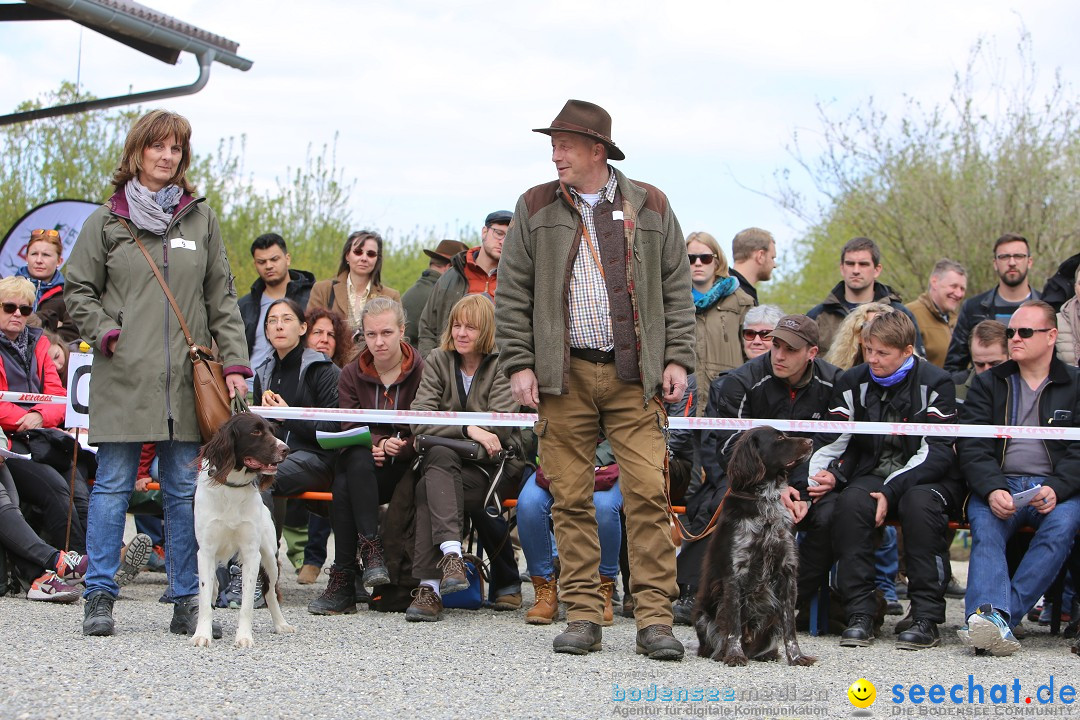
768,314,820,350
533,99,625,161
423,239,469,262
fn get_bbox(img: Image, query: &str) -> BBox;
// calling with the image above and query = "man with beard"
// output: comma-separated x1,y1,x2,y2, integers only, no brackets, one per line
945,234,1040,372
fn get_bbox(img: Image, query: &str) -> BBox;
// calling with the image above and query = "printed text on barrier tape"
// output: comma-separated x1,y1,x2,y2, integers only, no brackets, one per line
247,405,1080,441
17,392,1080,440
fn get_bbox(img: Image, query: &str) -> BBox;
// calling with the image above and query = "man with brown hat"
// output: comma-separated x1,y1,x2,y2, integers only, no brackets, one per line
689,315,841,626
417,211,510,357
495,99,694,660
401,239,469,347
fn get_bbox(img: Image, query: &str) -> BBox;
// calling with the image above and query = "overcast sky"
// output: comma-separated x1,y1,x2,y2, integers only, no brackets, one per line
3,1,1079,266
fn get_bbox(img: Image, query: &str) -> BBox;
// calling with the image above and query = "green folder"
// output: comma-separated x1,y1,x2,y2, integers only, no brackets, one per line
316,426,372,450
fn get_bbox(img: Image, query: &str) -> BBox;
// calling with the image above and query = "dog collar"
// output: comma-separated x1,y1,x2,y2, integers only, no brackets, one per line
726,489,759,502
220,477,258,489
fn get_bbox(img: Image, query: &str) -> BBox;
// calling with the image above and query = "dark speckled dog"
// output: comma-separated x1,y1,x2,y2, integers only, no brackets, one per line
693,426,816,666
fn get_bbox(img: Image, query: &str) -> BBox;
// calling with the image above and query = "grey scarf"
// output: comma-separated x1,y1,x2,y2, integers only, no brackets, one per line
125,177,182,235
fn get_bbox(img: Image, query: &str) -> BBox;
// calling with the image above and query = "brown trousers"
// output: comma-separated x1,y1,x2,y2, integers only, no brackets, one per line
537,357,678,628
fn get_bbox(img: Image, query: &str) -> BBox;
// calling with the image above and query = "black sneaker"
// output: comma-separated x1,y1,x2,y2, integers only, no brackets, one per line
358,535,391,588
170,596,222,639
307,566,357,615
839,613,875,647
553,620,602,655
673,584,695,626
82,590,116,636
896,618,941,650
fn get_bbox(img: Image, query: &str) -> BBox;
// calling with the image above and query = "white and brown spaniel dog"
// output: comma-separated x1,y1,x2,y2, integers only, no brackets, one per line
193,412,294,647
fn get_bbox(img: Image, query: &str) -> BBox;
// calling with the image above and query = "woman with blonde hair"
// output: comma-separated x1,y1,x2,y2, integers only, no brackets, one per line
686,232,753,400
824,302,896,371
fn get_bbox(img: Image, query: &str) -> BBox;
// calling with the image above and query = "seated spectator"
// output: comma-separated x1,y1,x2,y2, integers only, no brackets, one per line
16,229,80,345
308,231,400,334
740,304,784,361
1055,264,1080,366
308,298,425,615
43,330,70,387
687,231,754,398
252,298,340,536
0,452,86,602
810,311,962,651
957,300,1080,656
955,320,1009,403
0,277,87,555
292,307,355,586
520,439,623,625
824,302,895,370
407,295,522,622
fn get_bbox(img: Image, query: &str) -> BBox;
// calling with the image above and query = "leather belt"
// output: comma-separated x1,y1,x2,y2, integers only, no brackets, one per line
570,347,615,363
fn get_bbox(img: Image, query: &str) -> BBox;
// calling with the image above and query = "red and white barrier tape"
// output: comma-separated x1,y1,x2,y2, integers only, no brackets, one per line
9,391,1079,441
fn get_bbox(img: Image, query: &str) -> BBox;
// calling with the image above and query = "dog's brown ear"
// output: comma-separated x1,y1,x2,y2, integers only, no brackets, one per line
727,430,766,491
199,416,238,484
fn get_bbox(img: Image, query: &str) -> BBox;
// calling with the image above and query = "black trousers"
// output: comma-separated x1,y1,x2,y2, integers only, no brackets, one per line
8,458,88,554
331,445,407,572
832,478,955,623
794,490,838,606
262,449,335,538
0,464,58,580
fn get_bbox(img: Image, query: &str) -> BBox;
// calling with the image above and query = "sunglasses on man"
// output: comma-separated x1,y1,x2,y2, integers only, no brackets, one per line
1005,327,1052,339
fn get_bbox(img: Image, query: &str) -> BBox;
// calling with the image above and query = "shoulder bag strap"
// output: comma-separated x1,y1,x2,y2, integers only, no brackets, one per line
117,218,199,353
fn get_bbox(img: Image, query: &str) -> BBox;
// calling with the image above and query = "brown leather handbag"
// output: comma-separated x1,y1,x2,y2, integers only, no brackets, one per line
120,219,232,441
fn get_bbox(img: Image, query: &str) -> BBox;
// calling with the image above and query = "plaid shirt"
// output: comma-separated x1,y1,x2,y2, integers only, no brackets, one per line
568,168,619,350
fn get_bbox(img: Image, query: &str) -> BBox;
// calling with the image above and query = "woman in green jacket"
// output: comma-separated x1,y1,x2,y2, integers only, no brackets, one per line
65,110,250,638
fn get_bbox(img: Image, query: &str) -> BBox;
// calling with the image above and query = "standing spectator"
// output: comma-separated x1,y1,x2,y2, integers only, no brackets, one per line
957,301,1080,656
237,233,316,379
945,234,1040,372
65,109,250,638
740,304,784,361
1055,265,1080,365
807,236,924,356
401,239,468,347
729,227,777,305
496,99,694,660
811,312,961,650
687,231,753,398
417,212,510,358
907,259,967,368
1039,252,1080,312
308,230,400,333
16,228,79,345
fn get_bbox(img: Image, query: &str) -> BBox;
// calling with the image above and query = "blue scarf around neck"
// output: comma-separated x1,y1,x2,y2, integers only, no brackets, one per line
693,276,738,313
870,355,915,387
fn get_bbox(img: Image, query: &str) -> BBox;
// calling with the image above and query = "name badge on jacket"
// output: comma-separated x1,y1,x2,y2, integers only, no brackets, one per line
171,238,196,251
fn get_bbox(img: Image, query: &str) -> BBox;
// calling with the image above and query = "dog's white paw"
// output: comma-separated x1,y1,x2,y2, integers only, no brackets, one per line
234,633,255,648
192,634,213,648
274,622,296,635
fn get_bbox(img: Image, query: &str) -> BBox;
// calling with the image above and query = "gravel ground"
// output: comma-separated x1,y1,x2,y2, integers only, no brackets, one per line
2,548,1078,719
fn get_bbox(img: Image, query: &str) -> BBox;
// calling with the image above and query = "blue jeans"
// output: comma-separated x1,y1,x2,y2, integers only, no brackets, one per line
875,525,899,602
83,441,201,601
517,472,623,580
966,475,1080,624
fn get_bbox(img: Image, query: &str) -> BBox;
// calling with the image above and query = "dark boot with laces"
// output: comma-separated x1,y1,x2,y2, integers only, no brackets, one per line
840,613,875,647
673,584,695,626
553,620,602,655
83,590,116,636
896,618,941,650
307,566,357,615
358,535,390,588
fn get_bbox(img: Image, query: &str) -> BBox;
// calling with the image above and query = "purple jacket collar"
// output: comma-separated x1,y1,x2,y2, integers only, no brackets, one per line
107,187,196,220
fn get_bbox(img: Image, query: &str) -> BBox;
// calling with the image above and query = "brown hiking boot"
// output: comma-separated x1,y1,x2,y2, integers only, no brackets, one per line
526,576,558,625
436,552,469,594
405,586,443,622
600,576,616,626
636,623,685,660
553,620,602,654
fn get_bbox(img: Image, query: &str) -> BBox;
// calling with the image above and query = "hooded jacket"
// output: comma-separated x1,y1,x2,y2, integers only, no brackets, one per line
808,281,925,357
495,167,695,402
64,190,250,443
808,357,960,509
958,357,1080,503
337,342,425,464
253,346,340,457
238,269,316,355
